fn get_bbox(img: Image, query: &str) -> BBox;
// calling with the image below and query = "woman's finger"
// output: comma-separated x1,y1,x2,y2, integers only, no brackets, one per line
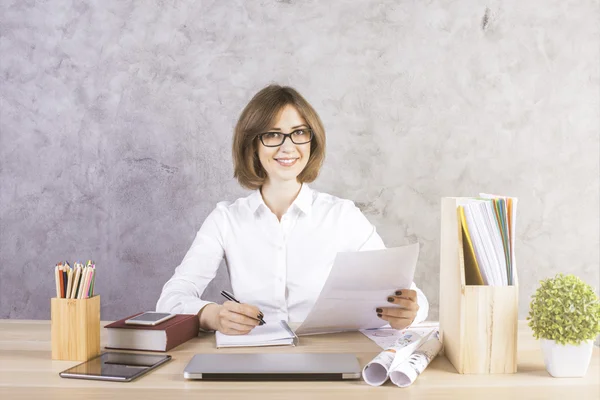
223,308,260,327
220,317,255,334
381,315,414,330
377,307,416,319
386,296,419,310
376,309,415,330
223,300,263,321
220,306,260,327
391,289,417,301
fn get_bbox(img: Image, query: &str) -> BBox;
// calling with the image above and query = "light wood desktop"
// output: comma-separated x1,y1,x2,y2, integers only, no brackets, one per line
0,320,598,400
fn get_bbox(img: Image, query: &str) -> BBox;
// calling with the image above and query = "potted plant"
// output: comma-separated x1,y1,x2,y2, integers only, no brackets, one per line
527,273,600,377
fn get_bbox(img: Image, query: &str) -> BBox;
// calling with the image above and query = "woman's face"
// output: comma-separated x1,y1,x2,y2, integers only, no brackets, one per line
257,105,311,185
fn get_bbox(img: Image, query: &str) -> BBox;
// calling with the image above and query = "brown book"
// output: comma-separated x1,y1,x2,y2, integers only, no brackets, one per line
104,313,199,352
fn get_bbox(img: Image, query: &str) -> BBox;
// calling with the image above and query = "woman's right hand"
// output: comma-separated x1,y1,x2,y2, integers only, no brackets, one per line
199,301,263,335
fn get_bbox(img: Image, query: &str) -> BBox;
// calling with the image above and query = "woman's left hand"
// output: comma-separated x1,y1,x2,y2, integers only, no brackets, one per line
376,289,419,330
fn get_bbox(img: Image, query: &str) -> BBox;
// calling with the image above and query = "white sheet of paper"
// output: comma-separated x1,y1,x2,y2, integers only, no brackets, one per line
295,244,419,336
360,322,439,349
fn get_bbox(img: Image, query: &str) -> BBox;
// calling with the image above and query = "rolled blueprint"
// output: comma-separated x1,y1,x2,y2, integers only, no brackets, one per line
362,330,425,386
389,330,442,387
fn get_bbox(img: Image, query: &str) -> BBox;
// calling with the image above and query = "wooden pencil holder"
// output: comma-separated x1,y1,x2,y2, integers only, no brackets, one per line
51,295,101,361
439,198,519,374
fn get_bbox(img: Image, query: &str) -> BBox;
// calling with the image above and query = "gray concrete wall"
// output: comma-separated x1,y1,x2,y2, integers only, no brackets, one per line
1,0,598,321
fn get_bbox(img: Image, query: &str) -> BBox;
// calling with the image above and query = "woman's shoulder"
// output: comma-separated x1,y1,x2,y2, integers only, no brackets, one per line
310,187,360,214
310,189,374,243
210,190,259,216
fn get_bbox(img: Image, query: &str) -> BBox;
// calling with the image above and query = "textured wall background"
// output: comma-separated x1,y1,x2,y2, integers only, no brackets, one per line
1,0,598,321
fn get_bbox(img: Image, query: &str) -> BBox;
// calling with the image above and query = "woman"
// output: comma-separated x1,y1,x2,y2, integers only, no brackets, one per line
156,85,429,334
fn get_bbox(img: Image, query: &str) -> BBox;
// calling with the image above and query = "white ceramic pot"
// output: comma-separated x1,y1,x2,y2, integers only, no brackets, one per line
540,338,594,377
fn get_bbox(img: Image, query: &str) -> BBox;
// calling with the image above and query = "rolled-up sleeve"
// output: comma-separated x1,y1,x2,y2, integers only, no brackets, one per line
156,205,227,315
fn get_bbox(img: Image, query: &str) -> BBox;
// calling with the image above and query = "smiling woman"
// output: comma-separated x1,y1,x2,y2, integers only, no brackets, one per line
156,85,429,335
232,85,326,192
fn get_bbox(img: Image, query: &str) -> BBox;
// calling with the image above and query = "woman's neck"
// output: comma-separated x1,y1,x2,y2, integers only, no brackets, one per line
260,180,302,221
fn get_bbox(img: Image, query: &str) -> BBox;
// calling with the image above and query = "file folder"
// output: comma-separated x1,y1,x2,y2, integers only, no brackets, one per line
439,197,518,374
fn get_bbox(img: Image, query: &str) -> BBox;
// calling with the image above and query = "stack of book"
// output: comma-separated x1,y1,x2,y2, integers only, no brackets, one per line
458,193,517,286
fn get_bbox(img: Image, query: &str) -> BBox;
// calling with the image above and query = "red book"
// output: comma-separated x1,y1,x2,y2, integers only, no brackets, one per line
104,313,200,352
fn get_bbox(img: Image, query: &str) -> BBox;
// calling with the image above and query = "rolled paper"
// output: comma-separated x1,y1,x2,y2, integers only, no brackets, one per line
362,330,425,386
389,330,443,387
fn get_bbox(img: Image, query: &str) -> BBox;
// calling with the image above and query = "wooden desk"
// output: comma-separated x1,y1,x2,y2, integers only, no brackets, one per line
0,320,598,399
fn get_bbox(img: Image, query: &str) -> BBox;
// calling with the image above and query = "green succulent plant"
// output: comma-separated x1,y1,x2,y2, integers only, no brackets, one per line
527,273,600,345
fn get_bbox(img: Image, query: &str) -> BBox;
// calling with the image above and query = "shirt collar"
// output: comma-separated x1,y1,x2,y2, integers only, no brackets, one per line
292,184,313,215
247,189,266,214
247,184,314,215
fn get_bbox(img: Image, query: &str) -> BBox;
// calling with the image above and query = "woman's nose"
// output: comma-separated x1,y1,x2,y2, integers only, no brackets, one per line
279,135,296,151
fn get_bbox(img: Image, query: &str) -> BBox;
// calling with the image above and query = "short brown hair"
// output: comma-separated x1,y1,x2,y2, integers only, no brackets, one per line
232,85,326,190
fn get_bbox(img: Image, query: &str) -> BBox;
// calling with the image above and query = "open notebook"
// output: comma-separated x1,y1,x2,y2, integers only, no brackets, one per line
215,320,298,348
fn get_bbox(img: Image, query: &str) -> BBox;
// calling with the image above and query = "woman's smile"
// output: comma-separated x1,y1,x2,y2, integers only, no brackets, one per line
274,157,299,167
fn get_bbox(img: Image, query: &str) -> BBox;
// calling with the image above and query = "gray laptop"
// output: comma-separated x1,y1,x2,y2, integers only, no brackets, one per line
183,353,361,380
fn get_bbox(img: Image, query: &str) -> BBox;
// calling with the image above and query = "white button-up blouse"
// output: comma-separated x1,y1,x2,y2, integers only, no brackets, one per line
156,184,429,324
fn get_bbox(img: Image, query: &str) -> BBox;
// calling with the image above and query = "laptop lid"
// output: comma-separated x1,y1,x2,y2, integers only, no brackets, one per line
183,353,361,380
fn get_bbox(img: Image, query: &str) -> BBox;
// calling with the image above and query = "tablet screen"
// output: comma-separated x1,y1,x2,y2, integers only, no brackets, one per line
60,352,171,382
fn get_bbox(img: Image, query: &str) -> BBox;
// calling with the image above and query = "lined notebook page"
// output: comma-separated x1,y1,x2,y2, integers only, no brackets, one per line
215,320,296,348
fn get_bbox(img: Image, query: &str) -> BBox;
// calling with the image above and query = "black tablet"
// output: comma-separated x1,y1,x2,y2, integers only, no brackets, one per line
59,352,171,382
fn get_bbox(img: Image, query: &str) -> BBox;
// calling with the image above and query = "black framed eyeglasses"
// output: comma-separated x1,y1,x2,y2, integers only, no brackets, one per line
257,128,314,147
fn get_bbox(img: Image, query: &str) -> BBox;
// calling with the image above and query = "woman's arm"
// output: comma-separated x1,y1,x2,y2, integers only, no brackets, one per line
343,200,430,323
156,206,227,318
157,204,267,334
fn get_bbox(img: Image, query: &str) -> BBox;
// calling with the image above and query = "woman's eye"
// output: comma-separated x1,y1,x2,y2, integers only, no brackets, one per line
265,132,280,139
293,129,306,136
